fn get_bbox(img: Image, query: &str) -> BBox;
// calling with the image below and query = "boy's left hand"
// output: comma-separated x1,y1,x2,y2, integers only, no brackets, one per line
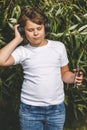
74,69,83,86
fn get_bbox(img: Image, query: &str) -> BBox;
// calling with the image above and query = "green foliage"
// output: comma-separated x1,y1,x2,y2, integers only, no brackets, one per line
0,0,87,130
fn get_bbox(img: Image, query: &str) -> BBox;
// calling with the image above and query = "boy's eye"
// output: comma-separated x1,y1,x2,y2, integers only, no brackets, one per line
26,26,42,32
37,27,42,30
28,29,34,32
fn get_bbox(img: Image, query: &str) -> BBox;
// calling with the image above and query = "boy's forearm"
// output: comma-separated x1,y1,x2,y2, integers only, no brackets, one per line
0,37,22,65
62,71,75,84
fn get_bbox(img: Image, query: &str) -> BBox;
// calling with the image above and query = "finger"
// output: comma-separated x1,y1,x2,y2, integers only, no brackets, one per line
76,82,82,86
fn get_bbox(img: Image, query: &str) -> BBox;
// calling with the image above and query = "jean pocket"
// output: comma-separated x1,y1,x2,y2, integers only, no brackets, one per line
53,102,65,114
58,102,65,113
19,102,31,114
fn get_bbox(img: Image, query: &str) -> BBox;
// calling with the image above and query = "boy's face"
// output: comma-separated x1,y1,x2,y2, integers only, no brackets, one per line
24,19,46,47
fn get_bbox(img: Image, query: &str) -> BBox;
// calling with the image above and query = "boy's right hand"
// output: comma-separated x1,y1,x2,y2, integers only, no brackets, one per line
14,25,24,42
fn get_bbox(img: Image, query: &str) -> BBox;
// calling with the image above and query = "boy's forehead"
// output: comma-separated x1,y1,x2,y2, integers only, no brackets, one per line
25,20,44,27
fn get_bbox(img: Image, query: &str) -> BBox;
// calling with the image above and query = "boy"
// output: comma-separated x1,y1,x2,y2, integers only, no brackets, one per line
0,7,83,130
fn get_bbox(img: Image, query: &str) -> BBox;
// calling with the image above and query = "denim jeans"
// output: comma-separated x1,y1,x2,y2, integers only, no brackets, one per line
19,102,65,130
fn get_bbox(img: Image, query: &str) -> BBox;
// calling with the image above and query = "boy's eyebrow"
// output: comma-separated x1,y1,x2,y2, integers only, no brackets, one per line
25,25,43,29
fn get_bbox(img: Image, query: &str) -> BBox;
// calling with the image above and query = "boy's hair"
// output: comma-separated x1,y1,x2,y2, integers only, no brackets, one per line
18,7,45,27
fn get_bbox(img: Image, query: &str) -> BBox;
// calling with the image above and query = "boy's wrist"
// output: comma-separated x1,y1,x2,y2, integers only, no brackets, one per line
14,36,23,45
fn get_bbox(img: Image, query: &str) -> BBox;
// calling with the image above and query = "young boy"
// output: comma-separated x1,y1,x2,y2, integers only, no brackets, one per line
0,7,83,130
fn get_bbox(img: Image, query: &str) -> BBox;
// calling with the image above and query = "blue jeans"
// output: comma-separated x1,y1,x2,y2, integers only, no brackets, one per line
19,102,65,130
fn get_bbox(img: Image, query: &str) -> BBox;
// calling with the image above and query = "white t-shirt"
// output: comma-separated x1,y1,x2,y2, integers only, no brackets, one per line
12,40,69,106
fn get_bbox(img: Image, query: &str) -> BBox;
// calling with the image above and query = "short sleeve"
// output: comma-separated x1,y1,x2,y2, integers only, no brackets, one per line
60,44,69,67
11,46,24,65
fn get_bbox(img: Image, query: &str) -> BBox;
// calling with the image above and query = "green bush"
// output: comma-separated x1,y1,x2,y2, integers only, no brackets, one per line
0,0,87,129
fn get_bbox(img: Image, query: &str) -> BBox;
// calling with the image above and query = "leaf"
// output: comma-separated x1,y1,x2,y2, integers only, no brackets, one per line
74,14,82,22
78,25,87,32
69,24,78,31
8,18,17,24
50,32,63,37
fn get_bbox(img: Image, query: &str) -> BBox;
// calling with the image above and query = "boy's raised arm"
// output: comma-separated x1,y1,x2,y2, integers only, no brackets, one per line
0,25,23,66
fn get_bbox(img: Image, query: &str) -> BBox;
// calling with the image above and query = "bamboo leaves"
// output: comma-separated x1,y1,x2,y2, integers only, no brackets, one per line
8,5,21,29
0,0,87,129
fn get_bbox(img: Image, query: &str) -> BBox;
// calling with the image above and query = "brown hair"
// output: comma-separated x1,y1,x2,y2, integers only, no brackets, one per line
18,7,45,27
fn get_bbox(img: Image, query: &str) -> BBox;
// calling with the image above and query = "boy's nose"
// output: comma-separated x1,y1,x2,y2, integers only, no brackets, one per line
34,29,38,35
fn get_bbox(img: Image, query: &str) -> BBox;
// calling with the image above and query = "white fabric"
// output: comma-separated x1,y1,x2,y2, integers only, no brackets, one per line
12,40,69,106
